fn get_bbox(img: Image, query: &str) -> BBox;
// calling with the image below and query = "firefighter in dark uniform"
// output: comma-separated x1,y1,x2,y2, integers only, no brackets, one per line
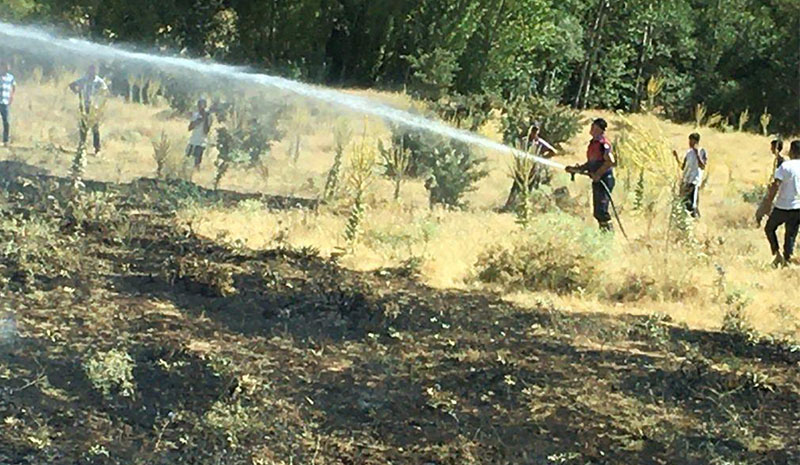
566,118,617,231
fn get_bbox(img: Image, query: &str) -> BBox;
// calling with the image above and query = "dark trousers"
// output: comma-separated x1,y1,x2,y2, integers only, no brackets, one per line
80,120,101,152
186,145,205,167
0,104,9,144
765,208,800,260
681,183,701,217
592,173,615,227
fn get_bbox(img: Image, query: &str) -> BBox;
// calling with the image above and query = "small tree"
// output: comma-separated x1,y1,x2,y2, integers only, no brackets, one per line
421,140,487,208
151,131,171,179
378,137,411,201
738,108,750,132
508,150,536,228
323,120,351,201
760,108,771,136
343,138,377,246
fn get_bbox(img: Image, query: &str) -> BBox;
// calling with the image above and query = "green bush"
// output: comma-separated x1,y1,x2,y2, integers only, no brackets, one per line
84,349,136,398
385,125,487,208
500,96,582,148
475,213,609,293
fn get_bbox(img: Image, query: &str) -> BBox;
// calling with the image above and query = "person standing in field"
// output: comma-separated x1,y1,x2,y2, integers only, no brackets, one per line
756,140,800,267
672,132,707,218
503,121,557,210
68,64,108,155
771,138,784,171
0,61,17,147
566,118,616,231
186,98,213,168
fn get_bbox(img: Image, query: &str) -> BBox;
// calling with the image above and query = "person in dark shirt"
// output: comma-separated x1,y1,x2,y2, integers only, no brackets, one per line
566,118,616,231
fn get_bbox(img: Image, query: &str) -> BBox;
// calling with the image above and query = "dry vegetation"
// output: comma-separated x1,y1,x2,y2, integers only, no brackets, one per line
1,72,799,464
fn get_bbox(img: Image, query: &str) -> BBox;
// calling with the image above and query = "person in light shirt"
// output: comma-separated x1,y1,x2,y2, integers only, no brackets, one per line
68,64,108,155
672,132,707,218
186,98,213,168
0,61,16,146
756,140,800,267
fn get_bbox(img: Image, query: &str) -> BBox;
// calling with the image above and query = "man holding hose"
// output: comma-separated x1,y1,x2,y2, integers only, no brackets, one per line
566,118,617,231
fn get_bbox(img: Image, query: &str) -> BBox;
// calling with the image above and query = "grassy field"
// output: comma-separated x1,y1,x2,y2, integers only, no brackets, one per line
1,75,799,464
3,76,796,336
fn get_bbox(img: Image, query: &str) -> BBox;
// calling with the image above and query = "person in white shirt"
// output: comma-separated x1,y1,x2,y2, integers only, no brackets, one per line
69,64,109,154
186,98,213,168
0,61,16,146
502,121,557,211
756,140,800,267
672,132,707,218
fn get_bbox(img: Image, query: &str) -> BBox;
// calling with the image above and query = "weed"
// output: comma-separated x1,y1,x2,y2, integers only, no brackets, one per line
760,109,771,136
323,119,352,202
84,348,136,398
343,137,376,246
508,150,536,228
737,108,749,132
378,136,411,201
645,75,665,112
151,130,171,179
694,103,707,127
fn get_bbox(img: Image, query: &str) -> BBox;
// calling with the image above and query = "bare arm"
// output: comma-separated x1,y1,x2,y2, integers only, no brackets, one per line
697,149,707,170
756,179,781,223
591,150,615,181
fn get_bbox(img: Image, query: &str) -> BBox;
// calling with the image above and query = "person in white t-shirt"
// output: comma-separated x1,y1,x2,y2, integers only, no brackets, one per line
672,132,707,218
186,98,213,168
756,140,800,267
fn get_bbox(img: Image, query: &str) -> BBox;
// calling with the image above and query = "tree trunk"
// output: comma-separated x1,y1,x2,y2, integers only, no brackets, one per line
632,22,652,112
574,0,609,109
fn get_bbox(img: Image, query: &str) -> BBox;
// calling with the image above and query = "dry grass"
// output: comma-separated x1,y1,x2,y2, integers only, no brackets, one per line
2,76,798,339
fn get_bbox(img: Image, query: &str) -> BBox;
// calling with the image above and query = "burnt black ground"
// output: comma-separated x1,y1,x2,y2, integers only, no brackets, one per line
1,160,798,464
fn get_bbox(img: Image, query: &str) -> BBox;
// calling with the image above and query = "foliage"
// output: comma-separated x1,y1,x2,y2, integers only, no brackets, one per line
323,119,352,202
384,125,487,208
760,109,771,137
213,105,284,189
475,213,609,293
737,108,749,132
378,137,411,201
500,96,581,148
343,137,377,245
83,348,136,398
151,130,171,179
421,140,487,208
14,0,800,133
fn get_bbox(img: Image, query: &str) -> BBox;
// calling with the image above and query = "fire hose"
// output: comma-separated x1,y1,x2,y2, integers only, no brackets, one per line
569,169,629,241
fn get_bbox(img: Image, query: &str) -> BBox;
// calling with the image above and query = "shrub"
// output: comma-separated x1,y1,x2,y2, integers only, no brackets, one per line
343,138,377,245
475,213,608,293
151,130,171,179
213,106,284,189
499,96,581,148
422,140,487,208
385,126,487,208
84,348,136,398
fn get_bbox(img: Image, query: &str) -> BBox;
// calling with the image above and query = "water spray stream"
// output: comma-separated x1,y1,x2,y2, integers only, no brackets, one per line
0,21,566,170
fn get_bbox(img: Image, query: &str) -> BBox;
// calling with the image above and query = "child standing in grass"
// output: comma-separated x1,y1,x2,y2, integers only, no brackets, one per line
757,140,800,267
0,61,16,147
186,98,212,168
673,132,707,218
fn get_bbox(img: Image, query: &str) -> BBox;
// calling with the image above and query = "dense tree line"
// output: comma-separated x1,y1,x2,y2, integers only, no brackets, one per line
3,0,799,134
